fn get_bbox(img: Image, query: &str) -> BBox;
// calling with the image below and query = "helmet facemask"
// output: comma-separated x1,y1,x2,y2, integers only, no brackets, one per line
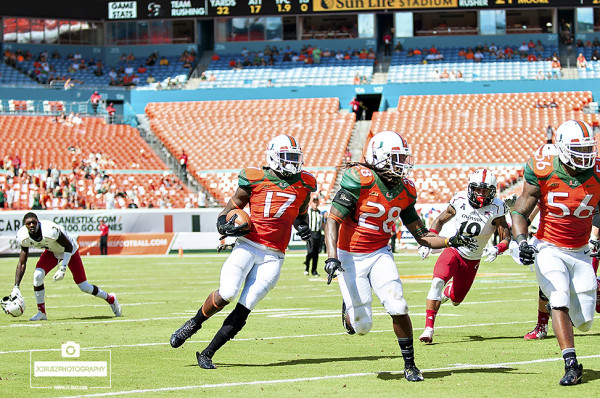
557,138,597,171
468,183,496,208
266,135,303,177
373,151,414,179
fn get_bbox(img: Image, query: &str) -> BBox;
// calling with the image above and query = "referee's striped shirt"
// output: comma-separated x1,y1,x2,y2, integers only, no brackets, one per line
308,207,323,232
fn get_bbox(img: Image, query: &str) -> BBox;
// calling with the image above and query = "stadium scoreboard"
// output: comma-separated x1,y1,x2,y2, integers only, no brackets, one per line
106,0,598,20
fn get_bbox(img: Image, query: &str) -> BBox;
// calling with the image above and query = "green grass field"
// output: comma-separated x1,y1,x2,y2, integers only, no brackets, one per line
1,251,599,397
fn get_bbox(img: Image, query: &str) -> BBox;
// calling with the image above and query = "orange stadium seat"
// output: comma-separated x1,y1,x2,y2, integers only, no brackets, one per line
146,98,352,205
367,91,595,203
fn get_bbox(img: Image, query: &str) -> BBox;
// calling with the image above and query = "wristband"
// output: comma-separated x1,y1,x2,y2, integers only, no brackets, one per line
429,228,439,235
515,233,528,244
444,237,449,247
496,241,509,254
62,252,72,269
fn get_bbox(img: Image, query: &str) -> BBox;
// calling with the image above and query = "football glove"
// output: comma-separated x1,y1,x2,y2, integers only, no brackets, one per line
53,266,66,282
447,232,478,251
217,214,249,239
482,246,499,263
296,224,311,241
10,286,21,299
418,246,431,260
589,239,600,258
518,241,537,265
324,258,344,285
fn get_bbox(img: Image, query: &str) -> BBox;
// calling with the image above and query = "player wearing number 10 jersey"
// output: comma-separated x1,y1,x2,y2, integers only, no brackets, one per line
324,131,477,382
170,135,316,369
512,120,600,386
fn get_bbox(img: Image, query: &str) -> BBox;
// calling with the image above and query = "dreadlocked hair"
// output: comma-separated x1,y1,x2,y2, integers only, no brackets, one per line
344,161,403,188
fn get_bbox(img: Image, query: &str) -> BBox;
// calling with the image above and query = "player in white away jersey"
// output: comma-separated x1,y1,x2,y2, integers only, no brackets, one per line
418,169,511,343
8,212,121,321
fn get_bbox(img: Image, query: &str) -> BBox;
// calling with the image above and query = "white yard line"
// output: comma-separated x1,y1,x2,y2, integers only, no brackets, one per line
0,318,544,355
55,354,600,398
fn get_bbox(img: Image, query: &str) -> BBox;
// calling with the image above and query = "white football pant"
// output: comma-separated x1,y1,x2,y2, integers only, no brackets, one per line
532,237,596,331
338,246,408,335
218,240,284,311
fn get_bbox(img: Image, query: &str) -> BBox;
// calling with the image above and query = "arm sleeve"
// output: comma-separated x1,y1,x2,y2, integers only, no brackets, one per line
399,204,420,225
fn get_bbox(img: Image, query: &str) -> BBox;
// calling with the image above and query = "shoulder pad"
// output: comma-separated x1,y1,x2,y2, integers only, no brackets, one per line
242,167,266,182
16,226,29,246
450,191,468,206
528,154,555,178
351,165,375,185
300,170,317,190
535,144,558,157
402,178,417,197
491,197,508,215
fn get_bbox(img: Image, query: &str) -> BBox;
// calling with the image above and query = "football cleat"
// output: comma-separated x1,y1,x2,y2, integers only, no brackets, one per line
559,363,583,386
341,301,355,335
419,327,434,344
311,272,320,277
523,323,548,340
170,318,201,348
109,293,122,317
596,278,600,314
29,311,47,321
303,271,309,276
404,365,424,382
196,351,217,369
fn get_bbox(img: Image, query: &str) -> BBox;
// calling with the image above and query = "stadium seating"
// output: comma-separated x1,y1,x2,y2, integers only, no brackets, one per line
201,56,374,87
388,44,559,83
368,91,598,203
146,98,353,204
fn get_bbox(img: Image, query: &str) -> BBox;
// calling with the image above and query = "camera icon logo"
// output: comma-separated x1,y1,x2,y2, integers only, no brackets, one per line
61,341,81,358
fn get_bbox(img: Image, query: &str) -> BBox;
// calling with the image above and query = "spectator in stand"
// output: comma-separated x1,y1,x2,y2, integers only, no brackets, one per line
179,150,188,181
504,46,514,59
535,40,544,53
518,41,529,55
90,91,102,113
546,125,554,144
99,219,109,255
593,37,600,47
527,53,538,62
592,50,600,62
350,97,365,121
551,57,561,79
126,53,135,62
473,50,483,63
577,53,587,69
137,64,147,74
576,38,584,47
146,52,158,66
383,31,392,57
72,113,83,126
106,103,116,124
159,57,169,66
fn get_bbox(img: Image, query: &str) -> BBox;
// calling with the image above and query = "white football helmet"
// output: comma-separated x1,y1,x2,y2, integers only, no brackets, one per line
364,131,413,178
265,135,303,177
468,169,497,208
1,294,25,317
555,120,597,170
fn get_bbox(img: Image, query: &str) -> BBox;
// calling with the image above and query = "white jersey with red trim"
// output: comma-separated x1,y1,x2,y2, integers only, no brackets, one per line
450,192,508,260
16,220,78,259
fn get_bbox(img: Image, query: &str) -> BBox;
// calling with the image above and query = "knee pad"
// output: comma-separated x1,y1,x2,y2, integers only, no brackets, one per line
549,290,570,309
33,268,46,287
220,303,251,340
538,287,549,302
77,281,94,294
427,278,445,301
218,286,240,303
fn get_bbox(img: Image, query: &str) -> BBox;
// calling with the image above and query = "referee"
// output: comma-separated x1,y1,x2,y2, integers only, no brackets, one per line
304,197,324,276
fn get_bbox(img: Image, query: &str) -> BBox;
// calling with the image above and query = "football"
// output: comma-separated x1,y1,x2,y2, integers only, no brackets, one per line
226,209,252,232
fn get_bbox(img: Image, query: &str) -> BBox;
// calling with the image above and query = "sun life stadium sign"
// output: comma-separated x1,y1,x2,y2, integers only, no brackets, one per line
108,2,138,19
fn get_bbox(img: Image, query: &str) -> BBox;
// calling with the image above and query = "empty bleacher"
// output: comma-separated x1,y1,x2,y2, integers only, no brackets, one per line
368,91,598,203
146,98,354,204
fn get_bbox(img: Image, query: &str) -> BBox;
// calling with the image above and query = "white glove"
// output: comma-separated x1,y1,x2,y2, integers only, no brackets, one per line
11,286,21,299
53,267,66,282
482,246,499,263
418,246,431,260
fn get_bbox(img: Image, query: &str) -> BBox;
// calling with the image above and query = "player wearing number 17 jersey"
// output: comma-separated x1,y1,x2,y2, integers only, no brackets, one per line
170,135,316,370
512,120,600,386
324,131,477,382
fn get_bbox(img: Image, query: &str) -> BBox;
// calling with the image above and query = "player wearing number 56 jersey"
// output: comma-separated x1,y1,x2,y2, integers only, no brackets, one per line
418,169,511,344
512,120,600,386
324,131,477,382
170,135,316,369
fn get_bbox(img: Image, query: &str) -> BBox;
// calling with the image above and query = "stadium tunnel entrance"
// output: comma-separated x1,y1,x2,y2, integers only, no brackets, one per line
356,94,381,121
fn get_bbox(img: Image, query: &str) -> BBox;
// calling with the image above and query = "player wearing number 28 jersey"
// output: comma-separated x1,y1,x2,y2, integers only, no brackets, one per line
170,135,316,369
325,131,477,382
512,120,600,386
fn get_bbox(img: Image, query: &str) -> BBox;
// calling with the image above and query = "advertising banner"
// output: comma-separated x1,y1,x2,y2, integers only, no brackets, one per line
78,233,174,255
